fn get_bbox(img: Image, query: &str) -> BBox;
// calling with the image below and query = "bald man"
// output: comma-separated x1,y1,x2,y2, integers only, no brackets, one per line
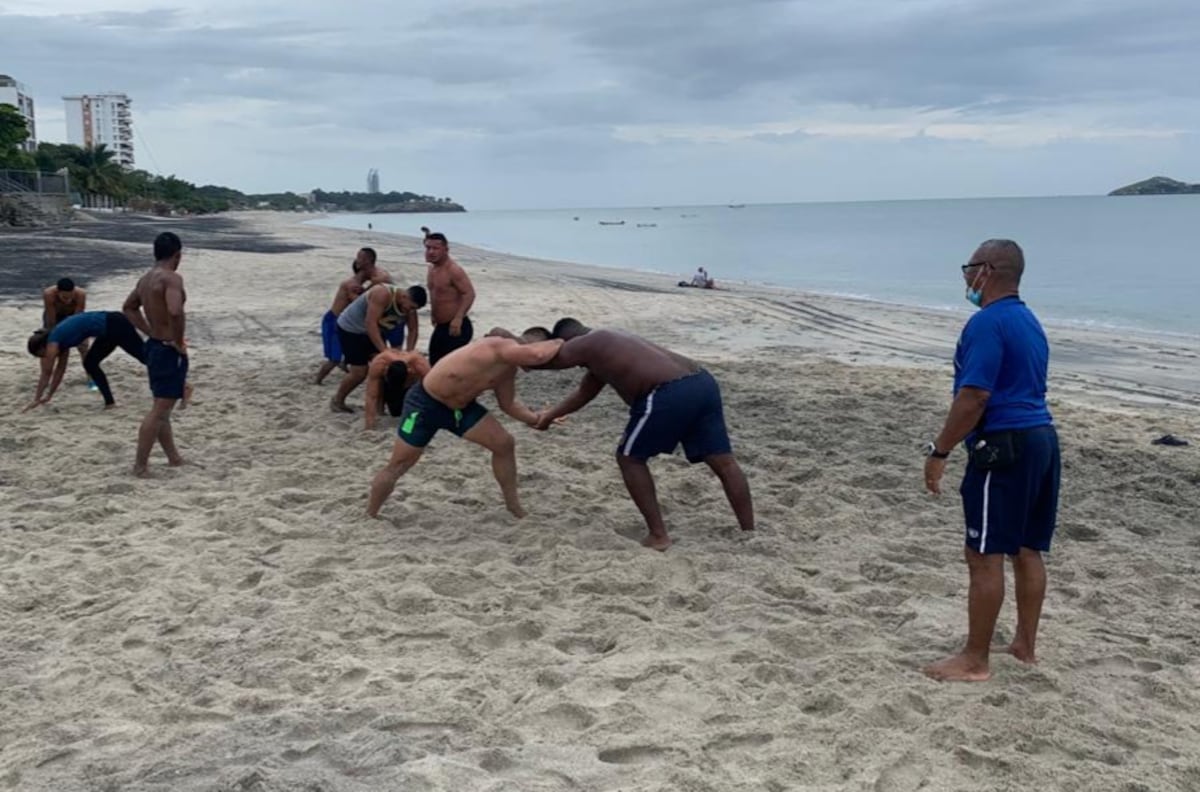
530,318,754,551
922,239,1061,683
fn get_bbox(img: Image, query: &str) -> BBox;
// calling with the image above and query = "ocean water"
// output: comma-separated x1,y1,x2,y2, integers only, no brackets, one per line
311,195,1200,338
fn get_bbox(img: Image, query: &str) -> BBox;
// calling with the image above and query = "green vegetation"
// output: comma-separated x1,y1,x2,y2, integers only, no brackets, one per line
0,103,34,168
1,110,465,215
1109,176,1200,196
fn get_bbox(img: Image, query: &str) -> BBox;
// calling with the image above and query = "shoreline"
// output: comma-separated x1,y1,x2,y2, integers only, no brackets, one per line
307,214,1200,412
310,213,1200,346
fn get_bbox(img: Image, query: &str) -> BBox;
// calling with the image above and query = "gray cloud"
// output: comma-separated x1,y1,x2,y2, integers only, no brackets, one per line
1,0,1198,205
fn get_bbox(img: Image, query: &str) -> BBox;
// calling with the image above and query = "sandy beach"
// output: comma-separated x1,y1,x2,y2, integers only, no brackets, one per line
1,212,1199,792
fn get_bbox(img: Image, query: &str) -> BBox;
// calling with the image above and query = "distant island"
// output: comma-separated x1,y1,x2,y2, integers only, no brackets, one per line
1108,176,1200,196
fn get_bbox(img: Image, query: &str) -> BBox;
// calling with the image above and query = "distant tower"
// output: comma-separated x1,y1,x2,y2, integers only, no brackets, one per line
367,168,380,194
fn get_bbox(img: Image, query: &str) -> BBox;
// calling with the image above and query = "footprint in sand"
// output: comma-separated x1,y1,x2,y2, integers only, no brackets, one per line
535,703,597,732
334,667,369,692
237,571,264,590
286,569,334,589
479,621,544,650
597,746,671,765
873,753,929,792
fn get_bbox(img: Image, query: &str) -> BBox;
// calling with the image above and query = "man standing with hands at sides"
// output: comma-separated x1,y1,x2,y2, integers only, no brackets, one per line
123,231,191,477
922,239,1061,683
530,318,754,551
367,331,563,519
424,232,476,365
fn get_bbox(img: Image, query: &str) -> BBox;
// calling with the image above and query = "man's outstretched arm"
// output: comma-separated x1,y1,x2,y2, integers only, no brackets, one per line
497,338,564,368
493,373,539,427
540,371,606,425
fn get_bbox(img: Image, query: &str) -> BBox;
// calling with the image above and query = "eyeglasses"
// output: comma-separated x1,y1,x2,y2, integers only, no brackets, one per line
961,261,989,273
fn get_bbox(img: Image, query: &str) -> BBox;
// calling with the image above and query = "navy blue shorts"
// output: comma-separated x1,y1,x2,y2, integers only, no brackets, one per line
386,323,406,349
396,381,488,448
961,425,1061,555
145,339,189,400
619,370,732,463
321,311,342,362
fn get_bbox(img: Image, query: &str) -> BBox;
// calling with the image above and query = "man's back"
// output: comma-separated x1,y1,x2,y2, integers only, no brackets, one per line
561,330,697,404
331,275,365,314
136,267,184,340
423,337,515,407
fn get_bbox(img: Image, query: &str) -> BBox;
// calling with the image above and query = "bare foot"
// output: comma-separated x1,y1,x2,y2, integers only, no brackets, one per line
104,403,117,410
993,643,1037,664
330,399,355,414
167,457,204,469
506,502,527,519
133,465,153,478
641,533,672,552
922,653,991,682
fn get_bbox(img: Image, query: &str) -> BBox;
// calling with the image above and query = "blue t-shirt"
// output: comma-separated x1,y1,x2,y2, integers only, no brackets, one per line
954,296,1053,433
47,311,108,349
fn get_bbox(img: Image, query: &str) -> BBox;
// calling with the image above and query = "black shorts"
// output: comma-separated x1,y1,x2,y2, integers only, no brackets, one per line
337,327,377,367
429,316,473,366
396,381,487,447
145,339,188,400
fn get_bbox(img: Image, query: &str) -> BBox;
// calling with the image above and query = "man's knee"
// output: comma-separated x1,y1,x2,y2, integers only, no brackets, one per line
1012,547,1042,567
963,546,1002,570
493,430,516,456
705,453,738,476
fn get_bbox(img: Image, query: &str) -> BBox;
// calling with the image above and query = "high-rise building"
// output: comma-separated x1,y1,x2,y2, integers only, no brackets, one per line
63,93,134,168
367,168,380,194
0,74,37,152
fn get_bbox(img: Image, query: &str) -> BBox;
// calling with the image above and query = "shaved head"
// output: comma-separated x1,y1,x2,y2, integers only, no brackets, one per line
975,239,1025,283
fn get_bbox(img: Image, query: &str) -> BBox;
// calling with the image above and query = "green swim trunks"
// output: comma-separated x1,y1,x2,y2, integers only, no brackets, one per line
397,381,488,447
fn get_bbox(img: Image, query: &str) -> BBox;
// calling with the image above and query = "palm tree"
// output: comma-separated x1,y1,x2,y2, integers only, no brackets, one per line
66,144,126,205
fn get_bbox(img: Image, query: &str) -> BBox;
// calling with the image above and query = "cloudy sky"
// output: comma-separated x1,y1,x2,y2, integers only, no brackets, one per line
3,0,1198,208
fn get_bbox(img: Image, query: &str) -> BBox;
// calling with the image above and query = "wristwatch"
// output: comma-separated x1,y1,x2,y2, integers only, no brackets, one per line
922,441,950,459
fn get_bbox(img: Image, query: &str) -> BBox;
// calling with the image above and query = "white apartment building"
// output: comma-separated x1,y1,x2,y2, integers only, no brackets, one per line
63,93,134,168
0,74,37,152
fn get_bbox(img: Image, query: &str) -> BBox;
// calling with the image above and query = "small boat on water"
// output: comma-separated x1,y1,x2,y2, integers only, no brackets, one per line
636,223,657,228
598,220,625,226
728,204,746,209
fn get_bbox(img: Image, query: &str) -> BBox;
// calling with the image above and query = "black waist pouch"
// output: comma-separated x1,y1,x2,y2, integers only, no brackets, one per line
969,430,1024,470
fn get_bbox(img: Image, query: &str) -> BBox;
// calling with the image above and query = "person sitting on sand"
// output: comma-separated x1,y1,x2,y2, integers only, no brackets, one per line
331,283,427,412
366,331,563,519
363,348,430,430
528,317,754,551
24,311,147,410
678,267,716,289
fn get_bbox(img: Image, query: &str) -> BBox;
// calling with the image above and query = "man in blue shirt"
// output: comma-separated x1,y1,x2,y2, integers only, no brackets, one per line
922,239,1061,683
